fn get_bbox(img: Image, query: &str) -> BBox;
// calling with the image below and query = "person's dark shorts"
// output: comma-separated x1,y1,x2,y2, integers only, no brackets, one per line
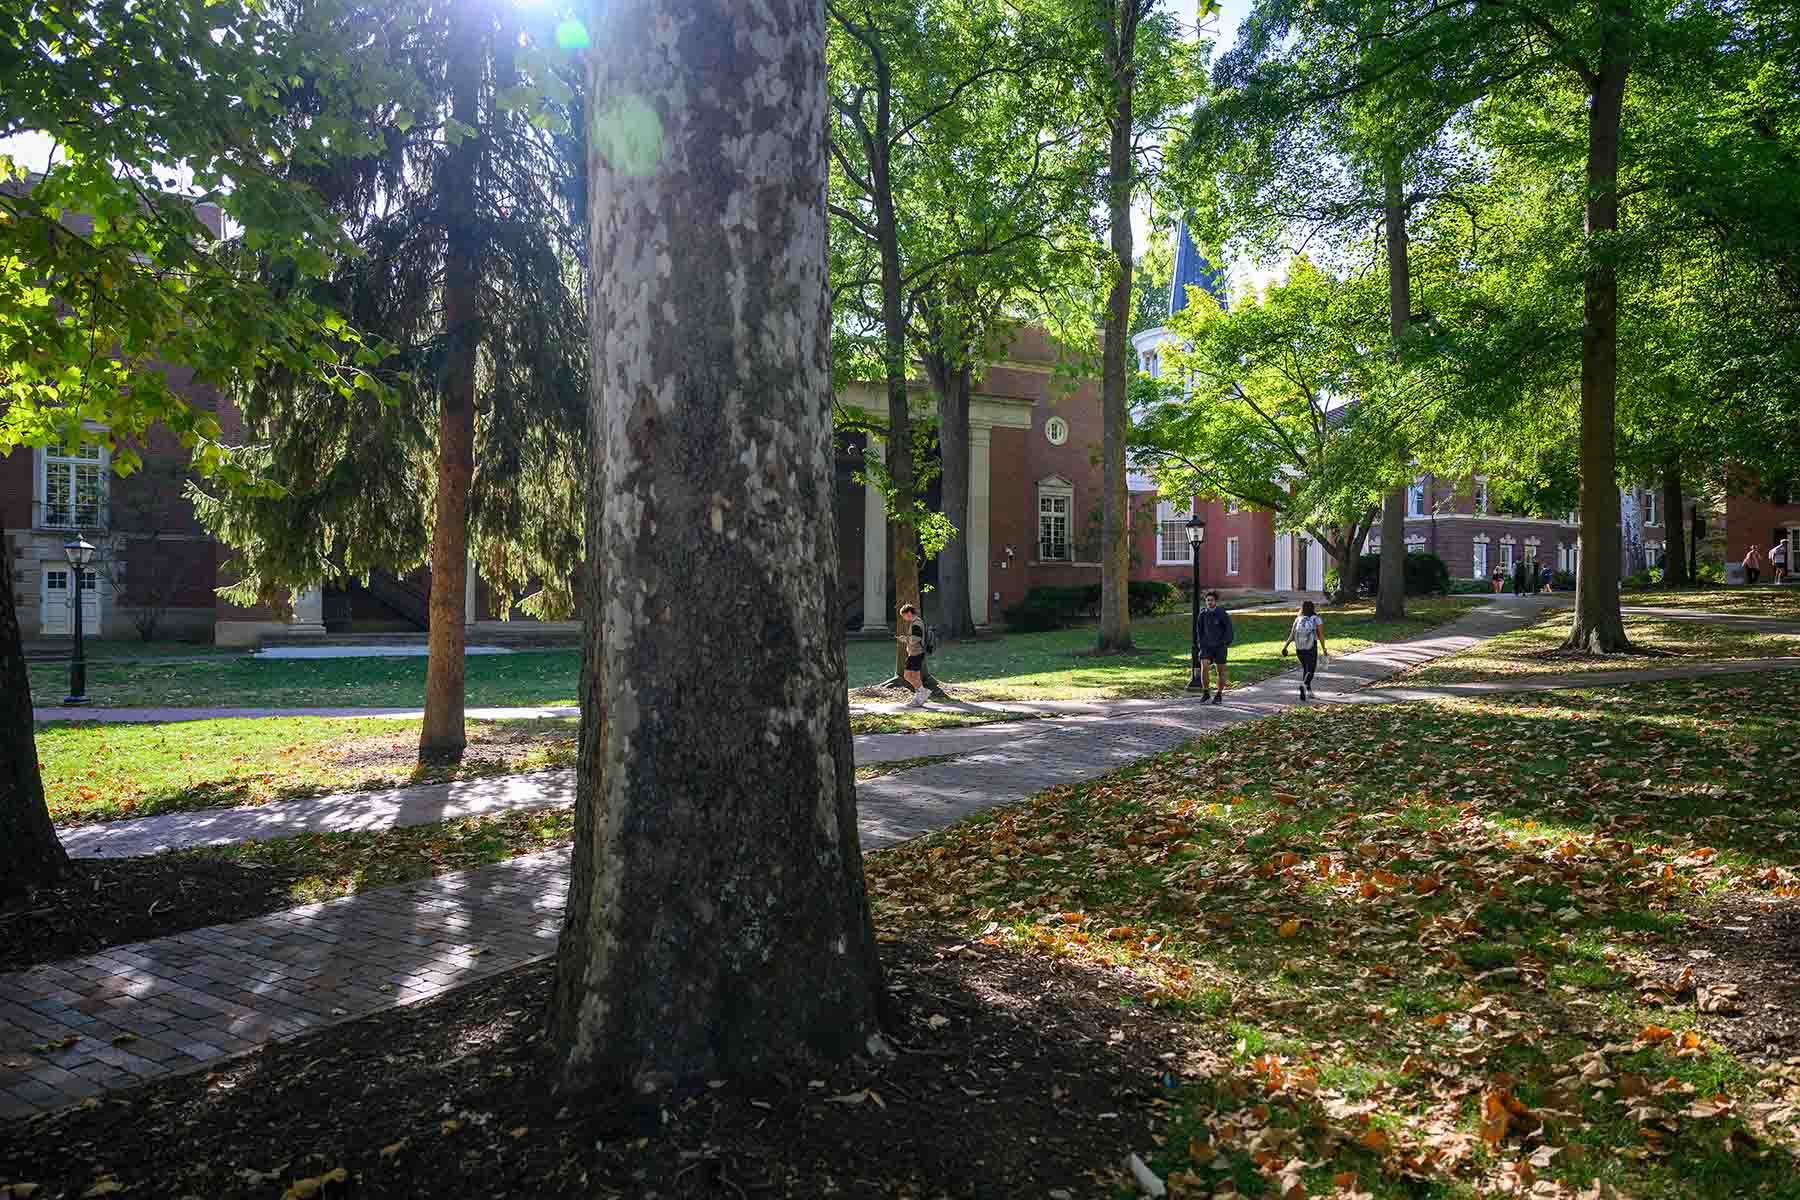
1199,644,1227,664
905,654,925,673
1748,568,1760,584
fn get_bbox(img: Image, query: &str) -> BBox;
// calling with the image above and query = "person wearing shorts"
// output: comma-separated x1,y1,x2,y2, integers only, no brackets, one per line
899,603,929,707
1281,599,1329,701
1773,538,1790,586
1196,590,1234,705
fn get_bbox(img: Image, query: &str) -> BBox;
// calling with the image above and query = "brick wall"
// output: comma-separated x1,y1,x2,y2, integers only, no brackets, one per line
1726,491,1800,566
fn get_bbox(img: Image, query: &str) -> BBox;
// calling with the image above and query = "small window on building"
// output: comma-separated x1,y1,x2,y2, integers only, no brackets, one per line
1226,536,1241,576
1408,483,1426,517
1039,491,1071,561
1645,542,1664,568
1501,542,1516,571
1224,498,1240,515
42,441,106,528
1156,498,1194,565
1644,492,1659,527
1473,480,1488,515
1473,541,1489,578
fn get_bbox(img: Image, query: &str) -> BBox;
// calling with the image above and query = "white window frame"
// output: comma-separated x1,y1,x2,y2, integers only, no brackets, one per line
1408,482,1427,518
1155,497,1194,565
1643,491,1659,527
1645,541,1664,568
1037,481,1073,562
1500,540,1516,571
1472,539,1489,578
1223,498,1240,515
1226,536,1241,576
1473,478,1488,515
38,440,109,529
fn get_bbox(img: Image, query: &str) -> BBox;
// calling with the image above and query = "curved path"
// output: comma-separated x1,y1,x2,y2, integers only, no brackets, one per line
6,597,1793,1119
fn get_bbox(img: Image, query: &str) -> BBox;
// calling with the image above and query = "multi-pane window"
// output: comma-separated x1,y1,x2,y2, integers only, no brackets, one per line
1645,542,1664,568
1643,492,1658,526
1501,542,1516,571
1156,498,1193,564
1224,498,1240,515
43,442,105,527
1473,480,1488,514
1226,536,1241,576
1473,541,1489,578
1408,483,1426,517
1038,492,1070,561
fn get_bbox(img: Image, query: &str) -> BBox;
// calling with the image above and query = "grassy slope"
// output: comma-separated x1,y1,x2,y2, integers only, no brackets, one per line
865,675,1800,1197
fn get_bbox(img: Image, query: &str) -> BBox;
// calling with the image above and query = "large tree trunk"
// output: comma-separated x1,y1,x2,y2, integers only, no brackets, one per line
550,0,887,1095
1566,24,1634,653
931,354,975,641
0,540,70,901
419,0,483,764
1661,458,1686,586
1376,160,1409,620
1097,6,1138,653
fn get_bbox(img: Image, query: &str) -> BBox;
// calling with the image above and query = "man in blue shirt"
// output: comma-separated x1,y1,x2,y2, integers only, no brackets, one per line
1196,590,1234,704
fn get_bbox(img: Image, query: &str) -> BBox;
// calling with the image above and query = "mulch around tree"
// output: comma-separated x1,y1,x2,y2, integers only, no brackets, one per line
0,934,1201,1198
0,858,317,974
1644,895,1800,1067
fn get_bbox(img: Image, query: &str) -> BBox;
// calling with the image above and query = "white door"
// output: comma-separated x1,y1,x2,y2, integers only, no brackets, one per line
1274,533,1292,591
41,567,99,636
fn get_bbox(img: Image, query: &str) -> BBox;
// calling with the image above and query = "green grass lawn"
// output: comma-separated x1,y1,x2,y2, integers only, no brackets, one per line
30,598,1482,711
1384,609,1800,687
849,597,1484,702
865,675,1800,1198
39,716,576,826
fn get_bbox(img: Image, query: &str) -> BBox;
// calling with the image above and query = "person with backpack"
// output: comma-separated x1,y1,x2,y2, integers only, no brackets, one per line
1196,590,1234,705
1281,599,1329,701
899,603,931,707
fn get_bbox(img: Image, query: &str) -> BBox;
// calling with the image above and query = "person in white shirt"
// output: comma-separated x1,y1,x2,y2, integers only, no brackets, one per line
1281,599,1329,701
1773,538,1790,586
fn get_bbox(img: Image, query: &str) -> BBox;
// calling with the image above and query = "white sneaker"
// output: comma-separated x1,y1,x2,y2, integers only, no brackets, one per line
907,688,929,707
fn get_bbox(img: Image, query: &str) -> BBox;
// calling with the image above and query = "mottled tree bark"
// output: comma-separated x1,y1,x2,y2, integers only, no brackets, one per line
549,0,887,1096
1376,161,1409,621
0,540,70,900
1661,459,1687,586
1567,16,1634,653
1097,0,1141,653
419,0,484,764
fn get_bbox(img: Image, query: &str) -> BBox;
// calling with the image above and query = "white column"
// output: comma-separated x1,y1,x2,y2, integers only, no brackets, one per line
1274,532,1292,591
968,423,992,627
859,435,887,632
290,585,326,636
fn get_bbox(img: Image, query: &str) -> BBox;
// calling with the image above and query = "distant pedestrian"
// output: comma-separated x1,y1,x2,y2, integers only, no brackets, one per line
1743,545,1762,586
899,603,930,707
1530,560,1544,594
1281,599,1329,701
1196,590,1234,705
1773,539,1790,586
1511,560,1525,596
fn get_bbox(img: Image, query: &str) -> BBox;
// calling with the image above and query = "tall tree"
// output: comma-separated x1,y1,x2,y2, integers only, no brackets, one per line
550,0,887,1091
194,0,589,763
1052,0,1196,652
1132,258,1386,600
1,0,383,896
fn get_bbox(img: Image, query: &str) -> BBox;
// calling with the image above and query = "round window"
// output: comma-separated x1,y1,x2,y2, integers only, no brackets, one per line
1044,416,1069,446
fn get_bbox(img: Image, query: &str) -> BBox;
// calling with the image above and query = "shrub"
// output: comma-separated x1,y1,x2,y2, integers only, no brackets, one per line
1002,593,1065,631
1552,570,1575,591
1128,580,1177,616
1405,552,1450,596
1623,570,1655,590
1449,577,1494,595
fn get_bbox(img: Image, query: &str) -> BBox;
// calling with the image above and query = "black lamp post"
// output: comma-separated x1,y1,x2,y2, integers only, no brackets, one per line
1184,513,1207,690
63,535,94,706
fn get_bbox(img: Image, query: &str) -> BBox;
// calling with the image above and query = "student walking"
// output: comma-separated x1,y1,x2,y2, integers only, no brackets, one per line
1773,538,1790,586
1281,599,1329,701
1743,545,1762,586
899,603,930,707
1196,591,1234,705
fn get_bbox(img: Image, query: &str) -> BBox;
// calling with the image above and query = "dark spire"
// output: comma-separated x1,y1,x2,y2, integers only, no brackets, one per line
1169,219,1228,316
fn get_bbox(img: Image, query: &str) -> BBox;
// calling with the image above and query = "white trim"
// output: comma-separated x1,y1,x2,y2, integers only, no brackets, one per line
1155,497,1195,565
1226,536,1241,576
1407,483,1426,517
1037,478,1074,563
1412,513,1580,528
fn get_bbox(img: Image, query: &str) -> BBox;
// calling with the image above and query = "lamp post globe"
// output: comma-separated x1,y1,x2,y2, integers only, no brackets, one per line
1184,515,1207,691
62,535,95,706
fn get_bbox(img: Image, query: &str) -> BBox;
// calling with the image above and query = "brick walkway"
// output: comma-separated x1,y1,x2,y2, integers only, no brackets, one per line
14,597,1775,1120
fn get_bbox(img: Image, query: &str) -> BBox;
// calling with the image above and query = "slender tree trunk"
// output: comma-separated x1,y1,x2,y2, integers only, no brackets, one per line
419,0,483,764
1661,458,1686,586
1376,160,1409,620
0,540,70,901
1566,23,1634,653
1097,9,1138,653
930,355,975,641
551,0,886,1095
871,150,920,674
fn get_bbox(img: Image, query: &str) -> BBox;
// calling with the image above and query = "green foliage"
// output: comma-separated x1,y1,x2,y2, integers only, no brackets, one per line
1004,580,1182,630
1403,552,1450,597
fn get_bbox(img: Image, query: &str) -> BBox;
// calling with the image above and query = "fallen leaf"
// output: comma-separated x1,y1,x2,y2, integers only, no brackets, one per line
379,1140,408,1158
1278,919,1301,939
